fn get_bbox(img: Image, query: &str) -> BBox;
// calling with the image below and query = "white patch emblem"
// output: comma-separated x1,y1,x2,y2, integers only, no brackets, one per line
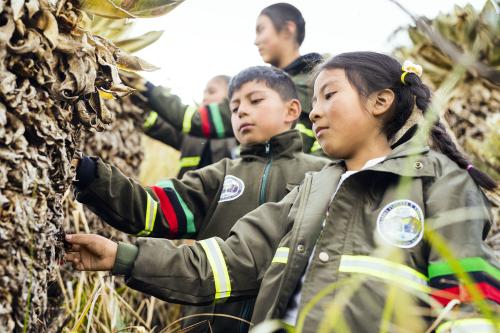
376,200,424,248
219,175,245,202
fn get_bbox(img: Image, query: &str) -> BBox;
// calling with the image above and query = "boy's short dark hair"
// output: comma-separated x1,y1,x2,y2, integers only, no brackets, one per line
228,66,298,102
260,3,306,46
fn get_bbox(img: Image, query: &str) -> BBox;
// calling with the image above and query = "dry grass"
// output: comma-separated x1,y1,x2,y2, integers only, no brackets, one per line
139,135,180,185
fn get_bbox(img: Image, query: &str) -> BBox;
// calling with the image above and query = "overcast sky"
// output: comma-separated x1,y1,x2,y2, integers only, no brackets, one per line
131,0,487,104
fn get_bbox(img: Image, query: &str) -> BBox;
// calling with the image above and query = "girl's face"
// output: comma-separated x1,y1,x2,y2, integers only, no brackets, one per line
310,69,382,159
254,15,284,66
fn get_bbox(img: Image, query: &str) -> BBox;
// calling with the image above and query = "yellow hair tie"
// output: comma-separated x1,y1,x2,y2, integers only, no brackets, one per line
401,60,423,85
400,71,409,85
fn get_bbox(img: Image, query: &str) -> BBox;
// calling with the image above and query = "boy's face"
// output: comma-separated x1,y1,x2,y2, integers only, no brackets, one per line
202,78,228,105
229,81,298,145
254,15,286,66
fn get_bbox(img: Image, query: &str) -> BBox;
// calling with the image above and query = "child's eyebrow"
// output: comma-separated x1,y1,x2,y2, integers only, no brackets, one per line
246,90,266,98
318,79,340,94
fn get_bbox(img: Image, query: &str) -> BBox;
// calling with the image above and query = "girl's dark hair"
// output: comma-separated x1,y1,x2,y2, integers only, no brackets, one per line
319,51,496,191
260,3,305,46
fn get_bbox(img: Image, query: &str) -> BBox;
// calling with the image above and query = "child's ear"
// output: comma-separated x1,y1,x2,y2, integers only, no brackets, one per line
282,21,297,42
369,89,395,117
286,99,301,122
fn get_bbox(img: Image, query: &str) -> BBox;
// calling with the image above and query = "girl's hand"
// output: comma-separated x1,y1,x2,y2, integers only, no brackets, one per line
64,234,118,271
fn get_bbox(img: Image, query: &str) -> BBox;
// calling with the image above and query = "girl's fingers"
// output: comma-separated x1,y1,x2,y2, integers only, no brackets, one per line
65,233,94,245
66,244,80,252
64,252,87,270
64,252,80,263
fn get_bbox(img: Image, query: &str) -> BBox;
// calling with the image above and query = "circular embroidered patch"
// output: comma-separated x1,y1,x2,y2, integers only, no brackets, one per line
218,175,245,202
376,199,424,248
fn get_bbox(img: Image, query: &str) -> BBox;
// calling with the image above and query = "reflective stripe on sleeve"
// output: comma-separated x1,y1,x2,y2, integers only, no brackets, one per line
272,247,290,264
295,123,315,138
180,156,201,168
137,191,158,236
143,111,158,130
199,238,232,300
311,140,322,152
339,255,429,292
182,105,197,134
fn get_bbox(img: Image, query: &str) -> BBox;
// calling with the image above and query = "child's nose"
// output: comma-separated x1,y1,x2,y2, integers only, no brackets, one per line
309,106,321,122
237,105,250,118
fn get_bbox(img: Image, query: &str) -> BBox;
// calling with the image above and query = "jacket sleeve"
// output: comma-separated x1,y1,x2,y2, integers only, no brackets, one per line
74,158,224,239
143,110,184,150
148,86,234,139
115,187,300,305
423,162,499,331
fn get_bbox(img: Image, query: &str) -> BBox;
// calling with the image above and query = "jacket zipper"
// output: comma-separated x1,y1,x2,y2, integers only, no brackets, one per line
258,143,272,205
245,140,300,326
239,144,271,332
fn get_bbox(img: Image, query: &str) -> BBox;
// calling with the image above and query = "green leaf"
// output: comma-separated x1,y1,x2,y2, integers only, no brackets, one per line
78,0,185,19
115,30,163,53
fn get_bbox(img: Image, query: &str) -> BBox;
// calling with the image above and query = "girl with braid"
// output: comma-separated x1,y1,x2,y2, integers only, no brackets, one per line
66,52,498,333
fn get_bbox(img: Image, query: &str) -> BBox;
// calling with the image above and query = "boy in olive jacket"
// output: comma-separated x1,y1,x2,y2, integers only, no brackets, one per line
72,66,328,332
144,75,238,178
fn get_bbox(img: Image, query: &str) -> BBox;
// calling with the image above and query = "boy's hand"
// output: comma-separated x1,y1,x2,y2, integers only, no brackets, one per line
64,234,118,271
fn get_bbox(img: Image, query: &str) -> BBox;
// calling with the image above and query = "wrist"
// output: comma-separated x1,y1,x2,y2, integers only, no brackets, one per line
111,242,139,276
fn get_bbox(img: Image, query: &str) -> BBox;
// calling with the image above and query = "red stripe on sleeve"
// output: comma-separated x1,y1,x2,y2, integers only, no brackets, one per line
199,106,211,138
151,186,179,236
431,282,500,306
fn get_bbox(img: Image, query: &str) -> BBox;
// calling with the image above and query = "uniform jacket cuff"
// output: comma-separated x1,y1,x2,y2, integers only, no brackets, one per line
111,242,139,276
75,156,98,190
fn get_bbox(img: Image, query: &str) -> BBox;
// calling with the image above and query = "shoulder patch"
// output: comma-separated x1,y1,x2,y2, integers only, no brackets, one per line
376,199,424,248
219,175,245,203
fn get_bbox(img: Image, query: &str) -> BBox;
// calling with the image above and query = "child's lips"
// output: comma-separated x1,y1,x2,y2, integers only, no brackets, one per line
239,123,254,132
314,126,328,137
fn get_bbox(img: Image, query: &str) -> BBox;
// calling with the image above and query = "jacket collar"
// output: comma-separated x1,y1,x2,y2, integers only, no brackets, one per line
240,129,303,159
323,130,436,178
282,53,323,76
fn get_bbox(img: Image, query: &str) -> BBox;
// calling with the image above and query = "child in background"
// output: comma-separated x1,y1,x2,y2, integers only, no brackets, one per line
146,3,324,155
69,66,329,332
67,52,499,332
144,75,238,178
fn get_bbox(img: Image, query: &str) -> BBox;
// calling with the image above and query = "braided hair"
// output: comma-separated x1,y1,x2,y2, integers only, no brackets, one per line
319,51,496,190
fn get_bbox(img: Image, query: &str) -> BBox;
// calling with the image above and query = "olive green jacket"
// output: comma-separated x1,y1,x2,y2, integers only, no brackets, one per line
111,135,499,333
147,53,323,155
144,111,237,178
74,129,328,333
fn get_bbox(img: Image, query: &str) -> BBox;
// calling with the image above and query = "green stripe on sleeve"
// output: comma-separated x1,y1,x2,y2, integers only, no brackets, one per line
208,103,225,138
428,257,500,281
157,179,196,234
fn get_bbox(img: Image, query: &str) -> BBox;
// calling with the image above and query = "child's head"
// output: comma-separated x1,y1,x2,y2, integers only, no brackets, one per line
228,66,301,145
311,51,496,190
202,75,231,105
255,3,305,67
